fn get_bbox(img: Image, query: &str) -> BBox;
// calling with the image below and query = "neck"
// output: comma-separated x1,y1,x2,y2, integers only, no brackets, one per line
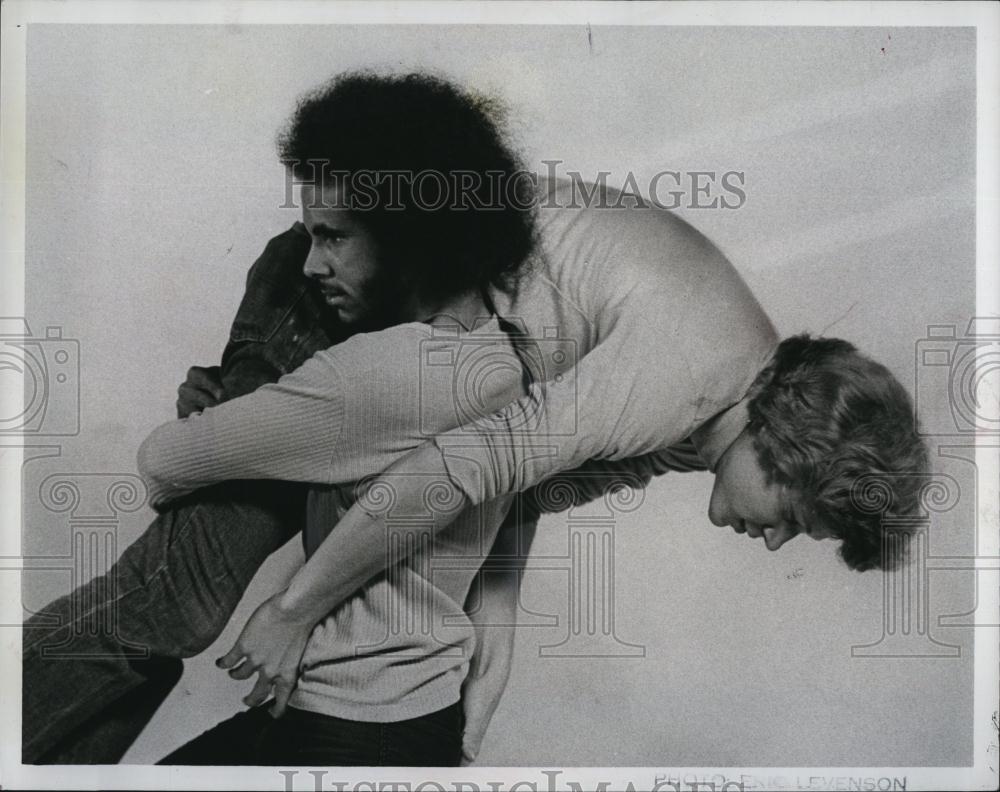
690,398,753,473
411,289,487,331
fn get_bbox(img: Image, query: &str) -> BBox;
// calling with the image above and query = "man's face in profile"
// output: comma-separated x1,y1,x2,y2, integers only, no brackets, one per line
300,182,400,328
708,430,834,551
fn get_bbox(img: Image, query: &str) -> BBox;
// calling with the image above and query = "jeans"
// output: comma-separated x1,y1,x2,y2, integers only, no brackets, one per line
158,702,465,766
23,223,344,764
22,481,305,764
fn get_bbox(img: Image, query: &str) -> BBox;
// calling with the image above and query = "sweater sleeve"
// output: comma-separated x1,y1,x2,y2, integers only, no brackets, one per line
429,287,704,505
525,439,707,514
137,319,524,509
138,343,348,508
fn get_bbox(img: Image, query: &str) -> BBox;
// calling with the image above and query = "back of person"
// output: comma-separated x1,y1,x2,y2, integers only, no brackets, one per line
287,314,523,723
447,177,781,499
293,488,515,722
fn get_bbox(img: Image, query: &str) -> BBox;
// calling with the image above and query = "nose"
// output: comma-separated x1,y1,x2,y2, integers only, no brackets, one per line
707,483,727,527
303,244,330,280
762,523,797,552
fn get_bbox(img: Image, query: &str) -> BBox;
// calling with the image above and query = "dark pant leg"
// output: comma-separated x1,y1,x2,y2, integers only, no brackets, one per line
379,702,465,767
23,481,304,764
159,704,464,767
157,706,381,766
33,656,184,764
156,705,276,766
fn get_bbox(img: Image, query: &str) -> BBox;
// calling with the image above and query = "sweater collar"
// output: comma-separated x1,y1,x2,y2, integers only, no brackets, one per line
420,290,488,333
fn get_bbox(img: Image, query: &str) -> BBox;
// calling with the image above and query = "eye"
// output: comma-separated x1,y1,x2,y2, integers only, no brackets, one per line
308,224,348,244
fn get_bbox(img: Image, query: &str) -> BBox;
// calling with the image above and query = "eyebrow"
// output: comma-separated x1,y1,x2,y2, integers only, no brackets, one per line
309,222,347,240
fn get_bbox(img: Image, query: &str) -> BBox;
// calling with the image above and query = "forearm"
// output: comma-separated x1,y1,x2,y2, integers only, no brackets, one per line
465,558,520,684
460,506,536,764
462,581,517,732
139,352,347,507
277,441,465,623
139,414,324,509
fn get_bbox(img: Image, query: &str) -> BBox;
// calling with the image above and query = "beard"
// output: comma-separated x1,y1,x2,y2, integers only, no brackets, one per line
343,264,415,333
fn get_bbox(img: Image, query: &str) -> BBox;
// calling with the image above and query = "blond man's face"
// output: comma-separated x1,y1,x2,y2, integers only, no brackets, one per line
708,430,834,551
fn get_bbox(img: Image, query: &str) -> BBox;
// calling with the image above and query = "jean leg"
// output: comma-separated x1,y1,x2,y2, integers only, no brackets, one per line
35,656,183,764
379,703,465,767
156,705,275,766
256,707,382,766
158,704,464,767
23,481,304,764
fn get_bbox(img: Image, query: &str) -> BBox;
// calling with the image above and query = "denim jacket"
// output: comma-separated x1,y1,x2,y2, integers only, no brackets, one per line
219,222,348,400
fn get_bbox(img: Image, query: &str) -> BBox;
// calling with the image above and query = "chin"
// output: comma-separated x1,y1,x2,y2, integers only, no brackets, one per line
336,306,359,324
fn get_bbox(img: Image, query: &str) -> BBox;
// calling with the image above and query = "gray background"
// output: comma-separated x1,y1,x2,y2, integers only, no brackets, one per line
21,24,977,766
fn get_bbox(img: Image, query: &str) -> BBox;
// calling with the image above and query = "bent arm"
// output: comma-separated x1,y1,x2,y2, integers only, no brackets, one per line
138,318,525,509
138,348,349,508
279,442,460,621
277,280,776,623
276,315,698,623
460,500,540,764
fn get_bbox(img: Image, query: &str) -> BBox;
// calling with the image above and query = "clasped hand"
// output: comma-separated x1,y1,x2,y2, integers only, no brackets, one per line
216,590,316,717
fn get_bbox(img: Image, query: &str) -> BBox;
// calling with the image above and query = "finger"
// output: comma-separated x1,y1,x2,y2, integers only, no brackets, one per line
187,366,225,400
228,660,257,681
216,644,244,670
243,672,273,708
176,392,208,420
269,678,294,719
178,383,219,408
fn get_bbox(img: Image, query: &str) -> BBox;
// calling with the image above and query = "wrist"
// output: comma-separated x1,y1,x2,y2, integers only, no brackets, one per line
467,647,514,682
274,587,323,625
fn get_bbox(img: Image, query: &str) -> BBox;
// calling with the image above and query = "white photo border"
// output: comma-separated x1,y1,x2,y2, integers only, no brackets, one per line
1,1,997,790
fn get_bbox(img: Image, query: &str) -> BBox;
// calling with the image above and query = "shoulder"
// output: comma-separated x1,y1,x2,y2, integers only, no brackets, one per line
245,222,312,287
315,317,514,379
309,315,522,432
545,178,724,262
534,178,738,315
261,221,311,257
313,321,433,373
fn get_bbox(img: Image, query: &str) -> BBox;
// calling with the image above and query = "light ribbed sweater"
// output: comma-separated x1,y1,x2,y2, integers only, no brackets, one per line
141,317,523,720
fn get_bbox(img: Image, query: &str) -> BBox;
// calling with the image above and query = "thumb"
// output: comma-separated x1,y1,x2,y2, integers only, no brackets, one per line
216,642,244,670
